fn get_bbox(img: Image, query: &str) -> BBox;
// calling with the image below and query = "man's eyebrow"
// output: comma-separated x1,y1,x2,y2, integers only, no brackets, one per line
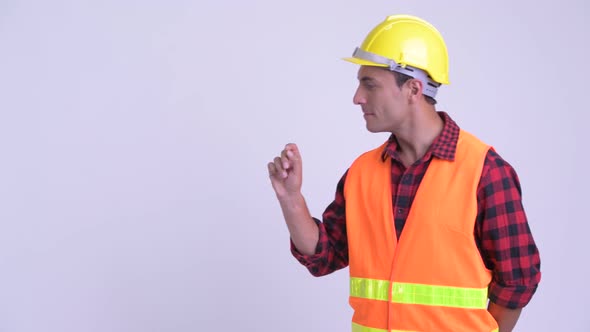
358,76,376,82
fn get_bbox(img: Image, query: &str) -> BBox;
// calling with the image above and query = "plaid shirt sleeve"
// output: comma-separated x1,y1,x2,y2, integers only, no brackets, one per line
290,171,349,277
476,149,541,309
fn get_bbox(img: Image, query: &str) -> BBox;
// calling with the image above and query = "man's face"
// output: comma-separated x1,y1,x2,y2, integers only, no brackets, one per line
353,66,410,133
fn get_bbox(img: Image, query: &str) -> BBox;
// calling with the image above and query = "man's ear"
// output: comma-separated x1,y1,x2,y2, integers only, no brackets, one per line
407,79,423,101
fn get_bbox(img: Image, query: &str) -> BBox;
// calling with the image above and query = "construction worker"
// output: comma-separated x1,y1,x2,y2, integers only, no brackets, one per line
267,15,541,332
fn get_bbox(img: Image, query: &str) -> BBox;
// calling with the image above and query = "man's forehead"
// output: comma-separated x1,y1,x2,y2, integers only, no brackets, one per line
357,66,389,80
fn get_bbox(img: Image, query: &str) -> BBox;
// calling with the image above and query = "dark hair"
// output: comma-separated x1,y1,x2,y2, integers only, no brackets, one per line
391,71,437,105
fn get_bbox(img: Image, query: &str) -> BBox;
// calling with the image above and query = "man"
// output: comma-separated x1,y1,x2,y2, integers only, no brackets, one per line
267,15,540,332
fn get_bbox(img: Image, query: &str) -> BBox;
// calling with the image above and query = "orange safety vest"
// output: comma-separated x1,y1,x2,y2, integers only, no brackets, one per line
344,130,499,332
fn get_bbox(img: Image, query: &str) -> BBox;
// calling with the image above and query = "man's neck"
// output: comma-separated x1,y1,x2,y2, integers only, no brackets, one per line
394,109,444,168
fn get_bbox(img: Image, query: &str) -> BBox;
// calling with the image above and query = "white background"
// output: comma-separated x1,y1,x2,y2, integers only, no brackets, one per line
0,0,588,331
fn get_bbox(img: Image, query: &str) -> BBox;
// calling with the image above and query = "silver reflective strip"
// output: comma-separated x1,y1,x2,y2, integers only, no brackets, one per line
352,47,440,98
353,47,398,68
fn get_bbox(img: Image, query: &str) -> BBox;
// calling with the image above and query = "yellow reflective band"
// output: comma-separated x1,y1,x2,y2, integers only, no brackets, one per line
353,322,496,332
350,278,489,309
390,282,488,309
352,322,387,332
350,277,390,301
352,322,415,332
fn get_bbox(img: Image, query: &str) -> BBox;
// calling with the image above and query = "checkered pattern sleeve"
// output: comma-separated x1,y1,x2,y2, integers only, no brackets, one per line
476,149,541,309
291,171,349,276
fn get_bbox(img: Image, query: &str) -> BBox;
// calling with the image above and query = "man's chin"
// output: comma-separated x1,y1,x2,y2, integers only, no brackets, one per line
365,125,384,133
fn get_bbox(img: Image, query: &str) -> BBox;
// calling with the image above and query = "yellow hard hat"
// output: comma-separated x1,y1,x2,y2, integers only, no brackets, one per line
344,15,450,98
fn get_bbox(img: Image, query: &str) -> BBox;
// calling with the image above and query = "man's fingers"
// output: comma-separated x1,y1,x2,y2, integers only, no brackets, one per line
280,149,292,170
268,143,301,182
273,157,288,178
283,144,302,174
284,143,301,162
267,162,277,176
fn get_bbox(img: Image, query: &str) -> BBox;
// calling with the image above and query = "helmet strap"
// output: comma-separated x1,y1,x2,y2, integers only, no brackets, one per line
352,47,441,98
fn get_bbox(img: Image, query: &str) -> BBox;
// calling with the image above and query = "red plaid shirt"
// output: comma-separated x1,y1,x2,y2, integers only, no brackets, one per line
291,112,541,309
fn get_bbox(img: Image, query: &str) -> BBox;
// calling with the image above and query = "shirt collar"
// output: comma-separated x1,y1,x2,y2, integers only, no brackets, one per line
381,111,460,162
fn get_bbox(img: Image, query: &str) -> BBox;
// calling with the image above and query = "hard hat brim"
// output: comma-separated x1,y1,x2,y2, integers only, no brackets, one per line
342,57,389,67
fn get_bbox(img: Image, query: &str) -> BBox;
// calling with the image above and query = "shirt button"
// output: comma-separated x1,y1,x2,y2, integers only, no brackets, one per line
397,208,403,214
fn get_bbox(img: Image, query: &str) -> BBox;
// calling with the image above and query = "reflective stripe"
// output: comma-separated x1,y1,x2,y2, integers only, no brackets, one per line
350,278,488,309
352,323,497,332
352,322,387,332
350,277,390,301
391,282,488,309
352,322,413,332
